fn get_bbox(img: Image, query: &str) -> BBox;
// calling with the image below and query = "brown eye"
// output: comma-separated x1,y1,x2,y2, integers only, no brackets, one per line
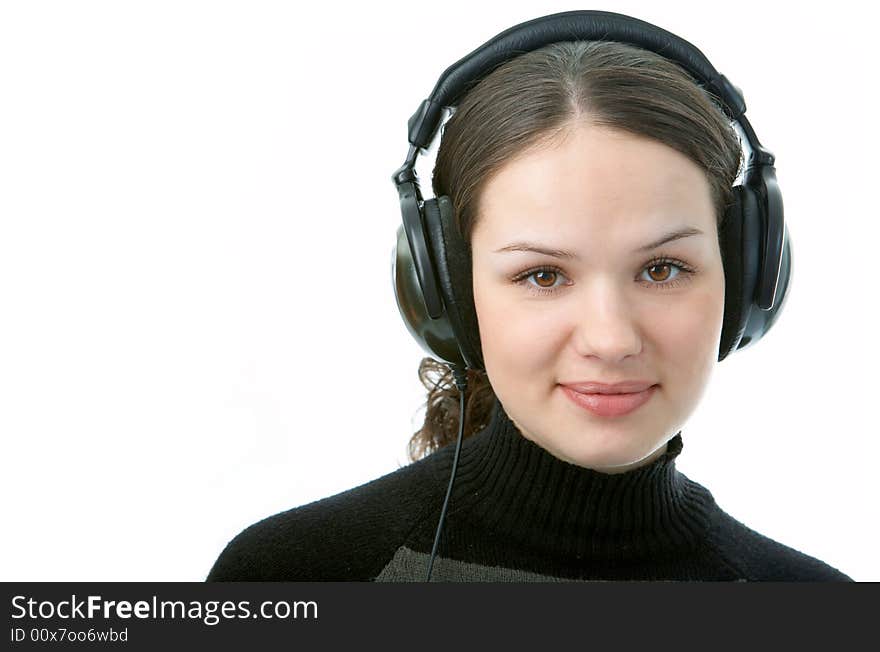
513,267,568,295
646,263,672,283
533,270,558,288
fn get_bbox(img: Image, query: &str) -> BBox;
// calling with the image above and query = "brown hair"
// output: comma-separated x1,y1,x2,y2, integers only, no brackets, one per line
406,39,744,463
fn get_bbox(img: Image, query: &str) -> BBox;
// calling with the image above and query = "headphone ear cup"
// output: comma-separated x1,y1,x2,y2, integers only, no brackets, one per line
740,220,793,349
719,171,793,362
423,195,485,370
392,219,465,368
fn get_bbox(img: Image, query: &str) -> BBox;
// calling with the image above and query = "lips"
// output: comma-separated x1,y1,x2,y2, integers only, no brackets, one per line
561,380,656,394
559,383,658,417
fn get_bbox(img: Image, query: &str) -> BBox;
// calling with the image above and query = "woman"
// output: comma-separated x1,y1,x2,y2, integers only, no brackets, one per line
206,14,852,582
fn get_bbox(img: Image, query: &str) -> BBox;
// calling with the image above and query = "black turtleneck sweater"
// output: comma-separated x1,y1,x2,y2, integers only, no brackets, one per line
206,397,852,581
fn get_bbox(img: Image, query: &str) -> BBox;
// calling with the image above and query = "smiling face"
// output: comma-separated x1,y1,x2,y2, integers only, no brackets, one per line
470,122,726,473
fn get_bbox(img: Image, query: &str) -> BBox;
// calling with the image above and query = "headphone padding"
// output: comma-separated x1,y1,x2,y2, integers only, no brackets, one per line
423,196,485,370
718,184,760,361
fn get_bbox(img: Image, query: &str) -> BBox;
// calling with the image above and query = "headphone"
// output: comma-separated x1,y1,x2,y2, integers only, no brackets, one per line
388,10,792,581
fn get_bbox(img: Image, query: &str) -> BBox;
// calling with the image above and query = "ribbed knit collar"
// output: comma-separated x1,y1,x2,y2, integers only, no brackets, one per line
435,395,717,561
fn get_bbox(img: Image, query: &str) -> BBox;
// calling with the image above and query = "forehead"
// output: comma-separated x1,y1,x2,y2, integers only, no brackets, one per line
474,124,715,241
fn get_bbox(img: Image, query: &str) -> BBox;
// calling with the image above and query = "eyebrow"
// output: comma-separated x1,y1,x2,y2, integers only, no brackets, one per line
493,226,705,259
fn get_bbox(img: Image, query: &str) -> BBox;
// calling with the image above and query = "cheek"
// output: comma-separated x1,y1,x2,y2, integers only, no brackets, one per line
473,276,561,379
655,280,725,384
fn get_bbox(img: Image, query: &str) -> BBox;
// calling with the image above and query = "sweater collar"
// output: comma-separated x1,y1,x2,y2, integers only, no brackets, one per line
434,395,717,560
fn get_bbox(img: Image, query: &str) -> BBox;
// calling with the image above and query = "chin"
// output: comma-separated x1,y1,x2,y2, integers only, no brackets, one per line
549,428,662,472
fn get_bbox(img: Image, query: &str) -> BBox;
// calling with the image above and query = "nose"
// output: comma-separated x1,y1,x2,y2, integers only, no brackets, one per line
571,281,643,362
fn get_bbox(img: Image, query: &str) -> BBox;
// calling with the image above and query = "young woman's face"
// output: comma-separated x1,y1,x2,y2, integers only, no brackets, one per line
471,123,726,473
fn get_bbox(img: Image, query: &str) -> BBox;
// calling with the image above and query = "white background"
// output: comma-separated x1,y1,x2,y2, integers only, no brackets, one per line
1,0,876,582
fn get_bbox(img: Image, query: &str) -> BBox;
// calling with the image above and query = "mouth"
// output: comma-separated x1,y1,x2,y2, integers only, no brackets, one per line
559,380,656,394
559,383,658,418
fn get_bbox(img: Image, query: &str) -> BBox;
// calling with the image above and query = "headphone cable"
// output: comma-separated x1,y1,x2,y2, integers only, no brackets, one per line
424,364,469,582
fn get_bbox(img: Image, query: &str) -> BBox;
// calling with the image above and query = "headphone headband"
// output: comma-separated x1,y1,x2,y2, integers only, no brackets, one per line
399,9,773,168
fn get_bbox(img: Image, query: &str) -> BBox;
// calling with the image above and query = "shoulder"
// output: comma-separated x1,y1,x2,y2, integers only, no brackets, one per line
206,455,441,581
706,506,853,581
